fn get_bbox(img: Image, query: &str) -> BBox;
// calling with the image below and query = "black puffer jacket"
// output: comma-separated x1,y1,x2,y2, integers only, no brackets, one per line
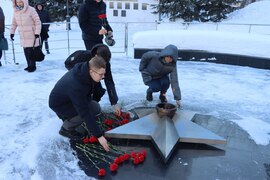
139,44,181,100
78,0,112,41
49,62,103,137
35,3,50,30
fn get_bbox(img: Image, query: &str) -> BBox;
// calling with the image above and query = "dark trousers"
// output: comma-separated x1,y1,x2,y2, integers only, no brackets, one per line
41,38,49,52
147,75,170,94
23,47,36,68
56,100,101,131
0,50,2,66
83,39,103,50
92,82,106,102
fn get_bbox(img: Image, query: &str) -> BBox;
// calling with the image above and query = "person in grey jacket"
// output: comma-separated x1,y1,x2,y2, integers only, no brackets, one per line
139,44,181,107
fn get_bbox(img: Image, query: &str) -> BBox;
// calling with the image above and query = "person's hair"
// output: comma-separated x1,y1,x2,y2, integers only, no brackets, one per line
96,46,111,63
89,56,106,70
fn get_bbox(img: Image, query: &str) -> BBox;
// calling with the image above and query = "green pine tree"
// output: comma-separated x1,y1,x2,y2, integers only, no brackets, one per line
154,0,242,22
29,0,83,22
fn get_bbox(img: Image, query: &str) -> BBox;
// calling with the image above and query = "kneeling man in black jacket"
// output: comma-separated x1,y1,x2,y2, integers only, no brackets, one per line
49,56,110,152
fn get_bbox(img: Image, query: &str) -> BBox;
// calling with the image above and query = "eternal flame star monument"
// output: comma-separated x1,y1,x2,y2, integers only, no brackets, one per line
105,103,226,163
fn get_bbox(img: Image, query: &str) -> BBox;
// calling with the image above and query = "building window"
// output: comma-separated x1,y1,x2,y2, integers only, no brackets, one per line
109,2,114,9
117,2,122,9
121,10,126,17
113,10,118,16
133,3,138,10
125,2,130,9
142,3,147,10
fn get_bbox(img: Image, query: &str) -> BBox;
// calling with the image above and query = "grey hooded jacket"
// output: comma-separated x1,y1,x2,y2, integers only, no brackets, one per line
139,44,181,100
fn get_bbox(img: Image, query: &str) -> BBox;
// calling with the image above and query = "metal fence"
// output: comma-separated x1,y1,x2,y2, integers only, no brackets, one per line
2,21,270,64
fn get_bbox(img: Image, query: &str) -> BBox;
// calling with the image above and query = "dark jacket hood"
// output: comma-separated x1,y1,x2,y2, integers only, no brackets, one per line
90,43,109,57
72,62,92,84
90,43,108,57
159,44,178,62
35,3,44,11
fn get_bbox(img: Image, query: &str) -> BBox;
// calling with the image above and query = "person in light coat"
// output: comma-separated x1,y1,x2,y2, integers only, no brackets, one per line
10,0,41,72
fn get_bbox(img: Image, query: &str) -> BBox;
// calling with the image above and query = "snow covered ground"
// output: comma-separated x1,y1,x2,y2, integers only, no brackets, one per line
0,0,270,179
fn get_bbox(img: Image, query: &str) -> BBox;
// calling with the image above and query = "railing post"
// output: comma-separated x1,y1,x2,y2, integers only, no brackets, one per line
125,22,128,56
248,24,251,33
67,22,70,55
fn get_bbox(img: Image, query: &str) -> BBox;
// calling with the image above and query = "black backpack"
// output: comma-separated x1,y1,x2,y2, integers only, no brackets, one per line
64,50,92,70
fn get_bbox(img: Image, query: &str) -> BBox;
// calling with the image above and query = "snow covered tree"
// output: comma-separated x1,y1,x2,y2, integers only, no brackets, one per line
29,0,83,22
154,0,242,22
195,0,238,22
154,0,196,21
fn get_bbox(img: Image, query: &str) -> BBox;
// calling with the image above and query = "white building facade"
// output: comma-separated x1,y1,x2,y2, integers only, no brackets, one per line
104,0,160,22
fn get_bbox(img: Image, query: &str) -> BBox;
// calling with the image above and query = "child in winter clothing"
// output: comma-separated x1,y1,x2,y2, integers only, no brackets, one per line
35,2,51,54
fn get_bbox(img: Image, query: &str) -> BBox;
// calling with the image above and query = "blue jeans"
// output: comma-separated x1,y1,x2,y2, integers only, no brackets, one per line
147,75,170,94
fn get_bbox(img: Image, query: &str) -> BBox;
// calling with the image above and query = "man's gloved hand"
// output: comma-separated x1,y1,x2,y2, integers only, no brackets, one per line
10,34,14,41
105,31,115,46
35,34,39,39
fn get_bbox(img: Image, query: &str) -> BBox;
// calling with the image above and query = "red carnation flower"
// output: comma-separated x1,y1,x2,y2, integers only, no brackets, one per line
89,136,98,143
98,14,107,19
131,151,137,158
138,154,145,162
114,114,121,119
83,138,89,144
114,157,122,164
125,113,130,119
120,111,125,117
104,119,114,126
98,168,106,176
133,157,140,165
121,119,129,125
123,153,131,160
141,150,147,157
110,163,118,172
119,155,125,162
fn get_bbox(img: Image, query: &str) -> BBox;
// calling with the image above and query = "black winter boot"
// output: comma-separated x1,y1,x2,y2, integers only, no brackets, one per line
159,93,167,103
27,66,36,72
146,88,153,101
59,127,84,140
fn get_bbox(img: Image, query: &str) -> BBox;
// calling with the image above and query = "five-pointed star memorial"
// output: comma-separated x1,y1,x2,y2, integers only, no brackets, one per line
105,110,226,163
